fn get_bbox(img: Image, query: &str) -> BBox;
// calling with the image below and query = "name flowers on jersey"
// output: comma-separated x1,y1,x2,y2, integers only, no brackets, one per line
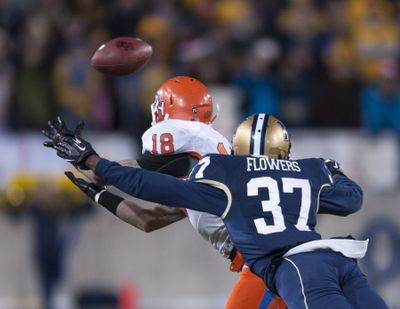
246,157,301,172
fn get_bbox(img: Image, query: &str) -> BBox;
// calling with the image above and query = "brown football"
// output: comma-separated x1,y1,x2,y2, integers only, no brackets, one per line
91,37,153,76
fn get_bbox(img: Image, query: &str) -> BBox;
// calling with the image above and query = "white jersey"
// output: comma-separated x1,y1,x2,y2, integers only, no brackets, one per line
142,119,232,255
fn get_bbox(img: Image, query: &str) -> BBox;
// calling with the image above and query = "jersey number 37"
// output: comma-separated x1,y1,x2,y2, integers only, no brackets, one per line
195,157,312,236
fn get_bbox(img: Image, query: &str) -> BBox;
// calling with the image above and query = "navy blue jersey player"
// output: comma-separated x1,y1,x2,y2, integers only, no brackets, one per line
45,114,388,308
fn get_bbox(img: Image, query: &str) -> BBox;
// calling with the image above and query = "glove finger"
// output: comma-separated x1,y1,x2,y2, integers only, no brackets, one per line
74,120,85,137
47,121,61,138
54,144,69,156
65,171,79,185
64,171,92,189
43,141,55,148
56,116,74,135
56,151,66,159
42,129,53,139
56,116,66,130
43,119,59,135
56,152,73,162
56,143,72,156
48,120,58,132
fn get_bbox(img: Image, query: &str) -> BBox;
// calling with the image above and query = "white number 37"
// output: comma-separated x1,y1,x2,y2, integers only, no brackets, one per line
194,158,312,236
248,177,311,235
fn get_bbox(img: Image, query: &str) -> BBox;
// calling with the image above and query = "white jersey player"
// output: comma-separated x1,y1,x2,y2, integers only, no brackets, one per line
142,118,232,254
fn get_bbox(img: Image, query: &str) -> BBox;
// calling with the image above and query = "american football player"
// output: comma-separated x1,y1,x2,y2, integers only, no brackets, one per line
43,77,285,309
45,113,388,308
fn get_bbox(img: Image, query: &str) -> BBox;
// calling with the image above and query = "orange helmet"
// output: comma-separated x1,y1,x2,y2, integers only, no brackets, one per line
151,76,214,124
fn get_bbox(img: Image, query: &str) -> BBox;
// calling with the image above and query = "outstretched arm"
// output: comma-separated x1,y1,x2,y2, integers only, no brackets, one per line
117,200,186,232
77,159,140,185
78,153,197,185
64,172,186,232
43,120,227,216
91,157,226,216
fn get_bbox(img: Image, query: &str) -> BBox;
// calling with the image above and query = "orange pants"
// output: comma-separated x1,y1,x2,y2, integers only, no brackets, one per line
225,267,287,309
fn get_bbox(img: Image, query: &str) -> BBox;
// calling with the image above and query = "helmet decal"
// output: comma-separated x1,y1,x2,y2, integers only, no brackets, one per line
154,94,165,116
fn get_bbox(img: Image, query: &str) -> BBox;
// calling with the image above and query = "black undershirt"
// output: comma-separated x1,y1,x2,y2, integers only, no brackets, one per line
137,152,199,178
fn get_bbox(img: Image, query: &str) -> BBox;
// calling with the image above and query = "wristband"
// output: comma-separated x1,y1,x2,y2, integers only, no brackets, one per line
96,190,124,215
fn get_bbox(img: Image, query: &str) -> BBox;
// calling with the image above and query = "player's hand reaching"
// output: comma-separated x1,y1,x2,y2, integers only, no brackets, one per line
42,116,77,145
43,117,98,170
65,171,105,201
324,159,345,177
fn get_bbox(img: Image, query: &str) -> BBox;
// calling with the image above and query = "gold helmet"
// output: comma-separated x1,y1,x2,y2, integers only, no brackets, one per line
233,114,291,159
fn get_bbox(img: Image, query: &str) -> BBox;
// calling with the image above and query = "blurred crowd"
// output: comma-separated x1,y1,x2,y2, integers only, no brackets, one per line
1,0,400,138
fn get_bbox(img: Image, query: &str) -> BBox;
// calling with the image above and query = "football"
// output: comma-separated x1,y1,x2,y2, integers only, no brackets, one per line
91,37,153,76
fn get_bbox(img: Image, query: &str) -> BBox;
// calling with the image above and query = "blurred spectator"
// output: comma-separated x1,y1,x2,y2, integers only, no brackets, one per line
52,18,113,130
0,0,24,36
1,174,90,309
311,37,361,127
0,27,13,128
276,0,328,46
10,12,55,129
30,178,90,309
360,57,400,134
231,37,281,118
107,0,147,37
136,14,174,66
345,0,400,81
1,0,400,132
278,42,315,126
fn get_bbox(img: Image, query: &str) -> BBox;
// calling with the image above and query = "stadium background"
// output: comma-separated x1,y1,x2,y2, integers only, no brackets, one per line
0,0,399,308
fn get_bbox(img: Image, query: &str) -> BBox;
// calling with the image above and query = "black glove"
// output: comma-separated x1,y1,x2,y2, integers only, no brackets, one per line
324,159,345,177
65,171,105,200
42,116,79,147
65,172,123,215
43,118,97,169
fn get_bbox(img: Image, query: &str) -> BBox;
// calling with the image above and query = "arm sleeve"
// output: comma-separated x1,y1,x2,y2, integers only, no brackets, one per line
318,175,363,216
95,158,227,216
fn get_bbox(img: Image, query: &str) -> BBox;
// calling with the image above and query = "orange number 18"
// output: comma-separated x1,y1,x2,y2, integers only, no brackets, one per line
152,133,175,154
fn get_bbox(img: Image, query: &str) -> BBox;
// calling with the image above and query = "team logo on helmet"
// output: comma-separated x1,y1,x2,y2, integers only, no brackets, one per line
154,94,165,116
151,93,166,125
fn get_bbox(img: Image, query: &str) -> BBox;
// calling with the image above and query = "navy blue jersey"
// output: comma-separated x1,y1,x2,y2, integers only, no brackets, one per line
188,154,334,277
95,154,362,280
